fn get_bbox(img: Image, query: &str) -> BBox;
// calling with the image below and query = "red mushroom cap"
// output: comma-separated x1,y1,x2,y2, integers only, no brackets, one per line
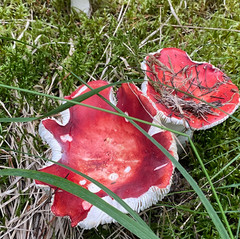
141,48,240,130
36,80,178,228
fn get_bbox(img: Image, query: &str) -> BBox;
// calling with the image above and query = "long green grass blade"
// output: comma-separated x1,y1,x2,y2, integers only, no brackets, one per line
0,117,38,123
44,158,153,230
40,83,117,118
236,217,240,239
210,153,240,182
0,147,155,233
0,168,159,239
218,183,240,189
74,77,231,239
0,36,36,47
0,83,185,136
206,137,240,150
190,140,234,239
130,120,230,239
204,146,239,166
0,77,233,238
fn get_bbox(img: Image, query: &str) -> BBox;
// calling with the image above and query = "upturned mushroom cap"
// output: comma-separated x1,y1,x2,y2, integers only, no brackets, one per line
35,81,178,229
141,48,240,130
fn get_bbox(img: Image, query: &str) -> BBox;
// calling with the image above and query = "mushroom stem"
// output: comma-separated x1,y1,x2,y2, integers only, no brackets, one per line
71,0,91,16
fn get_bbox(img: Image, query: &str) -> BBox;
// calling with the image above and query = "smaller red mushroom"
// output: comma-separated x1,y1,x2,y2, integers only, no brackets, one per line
141,48,240,147
36,80,178,229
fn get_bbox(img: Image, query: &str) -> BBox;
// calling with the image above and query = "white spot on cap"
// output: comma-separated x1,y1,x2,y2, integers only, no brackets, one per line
60,134,73,143
154,163,169,171
124,112,129,122
124,166,131,173
108,173,119,181
88,183,101,193
79,180,87,185
82,200,92,210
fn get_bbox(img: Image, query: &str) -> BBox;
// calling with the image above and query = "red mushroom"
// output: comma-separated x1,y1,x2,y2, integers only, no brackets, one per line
36,81,178,229
141,48,240,130
141,48,240,147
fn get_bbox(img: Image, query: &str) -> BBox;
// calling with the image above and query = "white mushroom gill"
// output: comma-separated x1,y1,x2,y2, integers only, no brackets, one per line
38,121,62,167
78,184,173,229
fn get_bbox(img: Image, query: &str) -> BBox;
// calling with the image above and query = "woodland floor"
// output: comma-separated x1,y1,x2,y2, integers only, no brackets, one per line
0,0,240,238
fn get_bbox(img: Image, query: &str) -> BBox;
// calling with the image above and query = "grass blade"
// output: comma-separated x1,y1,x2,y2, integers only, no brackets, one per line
0,168,159,239
73,77,231,239
0,78,232,238
0,146,160,233
43,157,153,230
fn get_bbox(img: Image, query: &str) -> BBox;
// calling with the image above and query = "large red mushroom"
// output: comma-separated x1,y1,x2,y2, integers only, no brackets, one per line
36,80,178,229
141,48,240,147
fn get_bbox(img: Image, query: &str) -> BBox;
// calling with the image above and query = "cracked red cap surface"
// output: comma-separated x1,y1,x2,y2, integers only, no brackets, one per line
35,81,178,228
141,48,240,130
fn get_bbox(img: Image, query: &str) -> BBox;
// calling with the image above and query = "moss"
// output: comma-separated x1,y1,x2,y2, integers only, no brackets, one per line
0,0,239,238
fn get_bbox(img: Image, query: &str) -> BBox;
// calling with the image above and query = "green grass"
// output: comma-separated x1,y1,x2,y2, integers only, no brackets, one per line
0,0,239,238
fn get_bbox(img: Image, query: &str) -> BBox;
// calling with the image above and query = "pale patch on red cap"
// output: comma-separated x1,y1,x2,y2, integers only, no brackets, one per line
82,201,92,211
60,134,73,143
